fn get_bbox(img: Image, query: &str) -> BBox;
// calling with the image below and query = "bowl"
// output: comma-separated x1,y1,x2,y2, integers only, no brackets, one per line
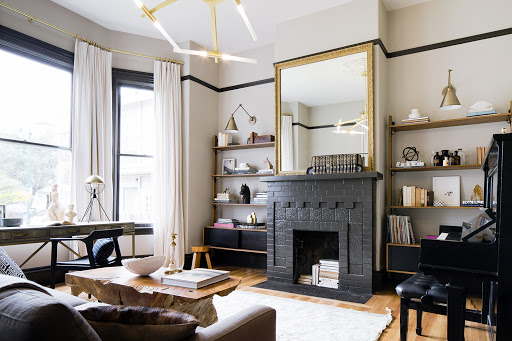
0,218,23,227
122,255,166,276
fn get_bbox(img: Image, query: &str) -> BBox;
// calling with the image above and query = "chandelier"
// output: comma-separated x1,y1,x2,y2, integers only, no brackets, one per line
132,0,258,64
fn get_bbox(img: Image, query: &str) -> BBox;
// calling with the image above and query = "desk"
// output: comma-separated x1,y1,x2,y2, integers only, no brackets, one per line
0,222,153,266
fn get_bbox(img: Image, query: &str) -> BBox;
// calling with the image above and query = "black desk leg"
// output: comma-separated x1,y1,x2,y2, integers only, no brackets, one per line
446,283,467,341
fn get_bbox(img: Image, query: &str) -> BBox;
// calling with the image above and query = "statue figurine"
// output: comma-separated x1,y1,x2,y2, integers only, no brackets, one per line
240,184,251,204
64,204,77,223
471,184,483,201
221,187,230,194
47,184,64,221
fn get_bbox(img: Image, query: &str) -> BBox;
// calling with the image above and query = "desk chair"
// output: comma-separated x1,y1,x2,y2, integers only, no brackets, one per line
50,228,123,289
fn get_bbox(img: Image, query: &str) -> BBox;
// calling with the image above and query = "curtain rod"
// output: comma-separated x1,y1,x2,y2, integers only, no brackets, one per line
0,2,184,65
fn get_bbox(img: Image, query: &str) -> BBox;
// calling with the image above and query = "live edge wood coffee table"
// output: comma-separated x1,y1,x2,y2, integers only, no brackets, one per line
65,266,241,327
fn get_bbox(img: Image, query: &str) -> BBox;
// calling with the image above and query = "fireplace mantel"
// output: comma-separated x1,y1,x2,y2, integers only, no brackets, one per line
263,172,382,296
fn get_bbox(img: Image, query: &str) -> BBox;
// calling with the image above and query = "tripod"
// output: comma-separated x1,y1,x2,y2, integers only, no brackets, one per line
80,189,110,222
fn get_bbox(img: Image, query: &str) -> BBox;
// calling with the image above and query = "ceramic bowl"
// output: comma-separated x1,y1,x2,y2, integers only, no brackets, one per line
122,255,166,276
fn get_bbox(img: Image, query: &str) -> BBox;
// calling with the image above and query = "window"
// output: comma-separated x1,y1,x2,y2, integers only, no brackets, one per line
115,83,155,223
0,49,72,225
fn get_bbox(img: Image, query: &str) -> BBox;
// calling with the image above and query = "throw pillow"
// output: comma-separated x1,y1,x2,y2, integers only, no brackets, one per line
79,305,199,341
0,247,26,278
92,238,114,264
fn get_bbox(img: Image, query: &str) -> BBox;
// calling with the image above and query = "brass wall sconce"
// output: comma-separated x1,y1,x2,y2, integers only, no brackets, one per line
225,104,256,133
440,69,462,110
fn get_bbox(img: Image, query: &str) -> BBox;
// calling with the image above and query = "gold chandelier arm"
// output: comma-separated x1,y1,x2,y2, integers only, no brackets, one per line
208,3,219,63
141,0,179,18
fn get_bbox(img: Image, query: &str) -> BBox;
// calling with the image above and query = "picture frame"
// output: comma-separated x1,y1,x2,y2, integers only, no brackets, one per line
222,159,235,175
433,176,460,207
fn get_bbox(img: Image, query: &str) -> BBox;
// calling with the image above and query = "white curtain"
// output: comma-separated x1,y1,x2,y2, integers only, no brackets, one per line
281,115,294,171
70,40,113,255
153,61,184,268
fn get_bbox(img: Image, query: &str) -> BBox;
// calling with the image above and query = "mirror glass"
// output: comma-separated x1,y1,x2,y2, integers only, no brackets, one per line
276,44,373,174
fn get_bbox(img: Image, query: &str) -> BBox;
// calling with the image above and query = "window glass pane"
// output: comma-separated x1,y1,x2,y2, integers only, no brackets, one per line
118,156,154,222
0,141,71,225
120,87,154,155
0,49,72,148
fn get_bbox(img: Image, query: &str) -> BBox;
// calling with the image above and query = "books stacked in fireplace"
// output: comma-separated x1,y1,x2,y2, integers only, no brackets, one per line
297,275,312,285
311,259,339,289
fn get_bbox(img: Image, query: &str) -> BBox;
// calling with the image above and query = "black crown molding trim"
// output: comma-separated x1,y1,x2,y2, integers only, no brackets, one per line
218,78,275,92
292,122,355,130
181,74,219,92
0,25,74,70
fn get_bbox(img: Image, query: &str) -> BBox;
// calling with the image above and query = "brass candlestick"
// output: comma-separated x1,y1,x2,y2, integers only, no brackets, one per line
164,233,182,275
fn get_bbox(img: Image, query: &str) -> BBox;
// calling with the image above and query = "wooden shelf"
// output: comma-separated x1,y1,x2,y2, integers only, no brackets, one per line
211,203,267,206
209,246,267,254
387,242,420,247
390,113,510,132
212,173,274,178
204,226,267,232
390,206,480,209
212,142,275,151
390,164,482,172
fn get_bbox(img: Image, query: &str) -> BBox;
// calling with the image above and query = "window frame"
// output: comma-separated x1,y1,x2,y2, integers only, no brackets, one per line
112,68,154,221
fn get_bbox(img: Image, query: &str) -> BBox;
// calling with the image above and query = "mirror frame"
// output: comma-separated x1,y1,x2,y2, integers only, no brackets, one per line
274,42,374,175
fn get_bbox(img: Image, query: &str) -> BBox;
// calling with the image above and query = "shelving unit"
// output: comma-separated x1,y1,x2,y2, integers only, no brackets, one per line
203,138,274,257
386,113,511,274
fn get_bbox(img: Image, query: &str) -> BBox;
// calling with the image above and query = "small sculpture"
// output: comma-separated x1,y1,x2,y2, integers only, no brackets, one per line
471,184,483,201
47,184,64,221
64,204,77,223
221,187,230,193
247,212,257,224
240,184,251,204
264,157,273,170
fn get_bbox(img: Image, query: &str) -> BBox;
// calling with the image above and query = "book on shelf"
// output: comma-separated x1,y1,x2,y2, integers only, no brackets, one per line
217,218,238,223
462,201,484,207
216,193,234,200
213,198,239,204
387,215,416,244
319,259,339,266
476,147,488,165
466,110,497,117
213,223,238,228
236,223,266,229
161,268,230,289
312,264,320,285
298,274,313,285
216,133,233,147
401,117,430,124
401,186,431,207
256,169,274,174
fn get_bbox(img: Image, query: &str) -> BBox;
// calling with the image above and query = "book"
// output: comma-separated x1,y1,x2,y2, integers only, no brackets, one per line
213,223,237,228
317,281,338,289
161,268,230,289
387,215,416,244
415,187,421,207
466,110,497,117
318,271,339,279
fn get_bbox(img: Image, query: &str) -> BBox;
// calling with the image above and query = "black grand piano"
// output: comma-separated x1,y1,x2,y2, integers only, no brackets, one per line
419,133,512,340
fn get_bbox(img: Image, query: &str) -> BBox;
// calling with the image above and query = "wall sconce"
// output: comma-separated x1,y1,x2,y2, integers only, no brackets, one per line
225,104,257,133
440,69,462,110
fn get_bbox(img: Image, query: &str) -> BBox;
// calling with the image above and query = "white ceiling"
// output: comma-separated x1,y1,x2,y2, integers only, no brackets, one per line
51,0,430,54
281,52,367,107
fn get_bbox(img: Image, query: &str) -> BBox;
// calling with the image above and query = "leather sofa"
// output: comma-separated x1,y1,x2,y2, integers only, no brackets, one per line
0,274,276,341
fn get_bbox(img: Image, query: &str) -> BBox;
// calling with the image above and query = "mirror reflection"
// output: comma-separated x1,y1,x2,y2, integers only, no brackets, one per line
278,48,372,173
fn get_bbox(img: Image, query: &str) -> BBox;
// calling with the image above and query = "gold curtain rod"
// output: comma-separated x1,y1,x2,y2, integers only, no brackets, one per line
281,113,294,116
0,2,184,65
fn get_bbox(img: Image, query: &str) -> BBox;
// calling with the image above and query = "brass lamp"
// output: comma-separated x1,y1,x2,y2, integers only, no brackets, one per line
225,104,257,133
440,69,462,110
80,175,110,222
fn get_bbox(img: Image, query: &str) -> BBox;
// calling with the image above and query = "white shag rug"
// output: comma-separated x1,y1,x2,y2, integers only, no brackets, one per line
213,290,392,341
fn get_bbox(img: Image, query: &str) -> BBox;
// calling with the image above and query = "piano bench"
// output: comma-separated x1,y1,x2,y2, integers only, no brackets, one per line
395,273,448,340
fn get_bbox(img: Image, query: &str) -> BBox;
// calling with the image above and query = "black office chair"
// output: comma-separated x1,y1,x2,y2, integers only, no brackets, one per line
50,228,124,289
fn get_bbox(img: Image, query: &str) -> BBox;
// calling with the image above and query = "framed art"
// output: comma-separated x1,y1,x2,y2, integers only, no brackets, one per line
433,176,460,207
222,159,235,175
0,205,4,218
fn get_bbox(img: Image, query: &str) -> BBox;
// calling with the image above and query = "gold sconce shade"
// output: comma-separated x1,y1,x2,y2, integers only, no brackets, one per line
224,104,256,133
440,69,462,110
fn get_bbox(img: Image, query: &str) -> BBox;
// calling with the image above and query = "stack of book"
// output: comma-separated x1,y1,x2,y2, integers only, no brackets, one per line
252,192,268,204
161,268,230,289
317,259,339,289
467,110,496,117
476,147,488,164
462,201,484,207
217,132,233,147
213,193,239,204
233,166,257,174
401,186,432,207
387,215,416,244
297,274,312,285
256,169,274,174
401,117,430,125
312,154,364,174
467,102,496,117
236,223,266,229
213,218,239,228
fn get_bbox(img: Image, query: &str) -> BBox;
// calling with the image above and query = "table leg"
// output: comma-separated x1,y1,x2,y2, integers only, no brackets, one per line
69,284,85,297
446,283,467,341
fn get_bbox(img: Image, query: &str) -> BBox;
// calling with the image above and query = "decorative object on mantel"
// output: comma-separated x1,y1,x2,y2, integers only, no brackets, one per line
440,69,462,110
312,154,364,174
164,233,182,275
80,175,110,222
225,104,257,133
132,0,258,64
122,255,166,276
467,101,496,117
47,184,65,221
239,184,251,204
64,204,77,223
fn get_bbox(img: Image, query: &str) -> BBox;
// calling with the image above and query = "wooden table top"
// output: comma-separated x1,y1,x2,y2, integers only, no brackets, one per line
65,266,241,301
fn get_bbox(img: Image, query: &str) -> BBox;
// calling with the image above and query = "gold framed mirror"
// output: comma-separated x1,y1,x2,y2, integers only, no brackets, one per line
274,43,374,175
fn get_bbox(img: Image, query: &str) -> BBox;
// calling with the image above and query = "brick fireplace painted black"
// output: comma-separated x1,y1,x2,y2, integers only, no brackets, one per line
261,172,382,295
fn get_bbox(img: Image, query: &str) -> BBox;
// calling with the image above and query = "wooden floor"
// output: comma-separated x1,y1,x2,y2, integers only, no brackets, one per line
57,266,491,340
